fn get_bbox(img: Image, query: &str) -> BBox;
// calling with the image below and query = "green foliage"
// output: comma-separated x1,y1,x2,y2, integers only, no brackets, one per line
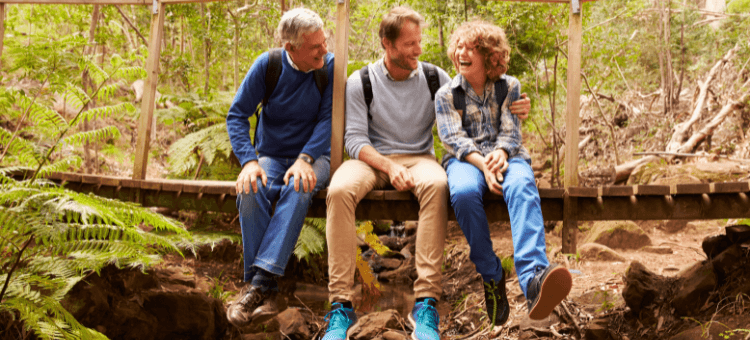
0,46,190,340
293,218,327,262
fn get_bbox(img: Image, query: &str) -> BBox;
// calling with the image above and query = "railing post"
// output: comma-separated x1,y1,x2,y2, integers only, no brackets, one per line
133,0,165,180
562,0,582,254
330,0,349,174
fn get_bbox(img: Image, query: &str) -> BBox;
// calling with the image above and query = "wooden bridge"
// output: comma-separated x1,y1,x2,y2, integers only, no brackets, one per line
43,171,750,222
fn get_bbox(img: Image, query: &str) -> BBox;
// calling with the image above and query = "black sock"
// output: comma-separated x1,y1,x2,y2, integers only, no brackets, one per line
250,269,278,293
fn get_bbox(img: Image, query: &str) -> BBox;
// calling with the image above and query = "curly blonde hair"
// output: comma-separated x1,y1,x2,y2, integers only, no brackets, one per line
447,21,511,81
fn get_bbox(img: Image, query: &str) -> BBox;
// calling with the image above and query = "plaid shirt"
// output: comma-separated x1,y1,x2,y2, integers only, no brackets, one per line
435,74,530,166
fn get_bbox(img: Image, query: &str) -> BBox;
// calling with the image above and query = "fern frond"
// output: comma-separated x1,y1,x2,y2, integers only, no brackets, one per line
95,82,122,102
293,223,326,262
80,59,109,86
15,94,67,132
0,128,40,167
37,156,83,178
60,84,89,114
71,103,134,127
168,123,230,174
62,126,120,147
114,66,147,80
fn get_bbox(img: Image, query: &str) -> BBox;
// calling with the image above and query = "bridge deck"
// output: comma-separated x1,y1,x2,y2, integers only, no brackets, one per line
38,172,750,222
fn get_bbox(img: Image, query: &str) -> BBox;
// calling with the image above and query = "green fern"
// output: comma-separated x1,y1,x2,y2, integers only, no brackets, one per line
293,218,327,262
0,47,191,340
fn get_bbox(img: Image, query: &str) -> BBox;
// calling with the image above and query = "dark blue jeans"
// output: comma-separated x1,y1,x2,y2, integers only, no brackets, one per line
237,155,330,281
446,157,548,297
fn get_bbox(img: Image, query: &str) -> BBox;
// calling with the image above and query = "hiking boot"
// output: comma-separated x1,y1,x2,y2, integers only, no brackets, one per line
408,298,440,340
321,302,358,340
483,270,510,327
526,263,572,320
227,284,279,328
249,289,285,324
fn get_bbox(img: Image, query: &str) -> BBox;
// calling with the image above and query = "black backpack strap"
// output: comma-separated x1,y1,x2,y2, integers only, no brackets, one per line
452,86,466,118
263,48,284,106
421,62,441,101
360,65,373,121
494,77,508,110
313,57,328,97
253,48,283,146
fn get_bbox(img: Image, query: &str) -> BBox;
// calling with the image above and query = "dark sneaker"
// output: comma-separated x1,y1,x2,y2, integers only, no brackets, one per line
249,289,285,324
483,270,510,327
526,264,572,320
227,285,265,328
321,302,358,340
408,298,440,340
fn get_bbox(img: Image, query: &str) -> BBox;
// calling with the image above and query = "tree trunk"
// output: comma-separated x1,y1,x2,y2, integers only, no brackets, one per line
0,3,6,70
661,0,674,115
229,9,240,90
200,4,211,95
437,17,444,49
83,5,101,174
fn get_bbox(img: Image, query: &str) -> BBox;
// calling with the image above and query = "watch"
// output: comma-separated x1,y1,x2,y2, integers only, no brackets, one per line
298,154,314,165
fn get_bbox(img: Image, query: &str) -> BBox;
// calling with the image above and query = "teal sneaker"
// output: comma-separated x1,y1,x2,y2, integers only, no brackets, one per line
408,298,440,340
321,302,357,340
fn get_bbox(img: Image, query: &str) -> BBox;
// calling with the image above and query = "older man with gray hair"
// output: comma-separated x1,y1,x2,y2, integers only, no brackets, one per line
226,7,333,327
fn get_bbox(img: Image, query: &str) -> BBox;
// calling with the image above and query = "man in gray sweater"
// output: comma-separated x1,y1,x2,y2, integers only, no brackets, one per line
321,6,530,340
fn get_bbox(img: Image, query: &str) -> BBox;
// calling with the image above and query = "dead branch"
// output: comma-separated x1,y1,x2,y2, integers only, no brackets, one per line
583,73,621,165
614,156,658,183
114,5,147,46
665,44,740,153
677,93,750,153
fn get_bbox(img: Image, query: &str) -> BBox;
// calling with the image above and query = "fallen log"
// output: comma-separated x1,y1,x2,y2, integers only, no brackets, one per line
665,44,740,153
677,93,750,154
614,155,658,183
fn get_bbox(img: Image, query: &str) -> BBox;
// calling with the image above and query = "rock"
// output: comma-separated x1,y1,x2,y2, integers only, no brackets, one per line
381,330,408,340
622,261,668,314
373,257,404,272
584,317,612,340
61,265,228,340
584,221,652,250
642,246,674,254
668,322,731,340
672,261,717,316
711,243,744,284
277,308,310,339
349,310,401,340
661,220,688,234
194,239,241,263
242,332,282,340
726,224,750,244
702,234,733,259
378,257,417,283
578,243,626,262
379,235,407,251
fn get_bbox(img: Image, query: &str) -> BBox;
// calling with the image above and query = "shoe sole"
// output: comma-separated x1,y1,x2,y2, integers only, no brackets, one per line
407,313,419,340
528,266,572,320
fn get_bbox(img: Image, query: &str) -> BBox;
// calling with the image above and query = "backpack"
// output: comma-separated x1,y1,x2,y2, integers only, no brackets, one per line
252,48,329,145
451,78,508,118
359,61,441,120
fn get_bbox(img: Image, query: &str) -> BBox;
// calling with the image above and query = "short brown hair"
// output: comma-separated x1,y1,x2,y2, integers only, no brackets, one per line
379,6,425,49
447,21,511,81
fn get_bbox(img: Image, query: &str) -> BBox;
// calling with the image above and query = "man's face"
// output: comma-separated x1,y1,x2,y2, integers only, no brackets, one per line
384,20,422,72
287,29,328,72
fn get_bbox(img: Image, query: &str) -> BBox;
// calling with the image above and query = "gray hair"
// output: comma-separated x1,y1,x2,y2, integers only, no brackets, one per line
277,8,324,48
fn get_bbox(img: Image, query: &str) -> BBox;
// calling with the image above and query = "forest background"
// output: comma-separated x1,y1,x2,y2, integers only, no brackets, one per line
0,0,749,339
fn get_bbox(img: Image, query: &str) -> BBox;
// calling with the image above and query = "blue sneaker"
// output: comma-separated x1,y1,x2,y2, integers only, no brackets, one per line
408,298,440,340
321,302,357,340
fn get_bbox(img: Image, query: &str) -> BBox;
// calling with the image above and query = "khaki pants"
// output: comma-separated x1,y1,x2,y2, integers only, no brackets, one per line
326,154,448,303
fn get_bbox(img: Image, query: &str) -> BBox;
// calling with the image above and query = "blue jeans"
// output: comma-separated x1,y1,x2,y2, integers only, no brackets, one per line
237,155,330,281
445,157,548,297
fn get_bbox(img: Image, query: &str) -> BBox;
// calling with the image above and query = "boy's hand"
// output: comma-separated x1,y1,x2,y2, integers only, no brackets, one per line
510,93,531,120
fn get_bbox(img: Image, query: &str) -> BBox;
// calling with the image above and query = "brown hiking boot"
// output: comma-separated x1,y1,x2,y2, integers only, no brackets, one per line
227,285,264,328
249,289,286,324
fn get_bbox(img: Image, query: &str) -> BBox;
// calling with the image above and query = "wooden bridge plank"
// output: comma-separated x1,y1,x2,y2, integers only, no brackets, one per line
674,183,711,195
568,187,598,197
601,186,634,196
636,185,670,196
714,182,749,193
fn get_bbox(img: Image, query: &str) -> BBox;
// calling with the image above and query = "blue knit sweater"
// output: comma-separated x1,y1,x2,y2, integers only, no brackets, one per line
227,50,334,166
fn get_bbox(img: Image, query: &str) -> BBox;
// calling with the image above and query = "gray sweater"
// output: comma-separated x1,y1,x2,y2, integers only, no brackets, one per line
344,60,452,159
